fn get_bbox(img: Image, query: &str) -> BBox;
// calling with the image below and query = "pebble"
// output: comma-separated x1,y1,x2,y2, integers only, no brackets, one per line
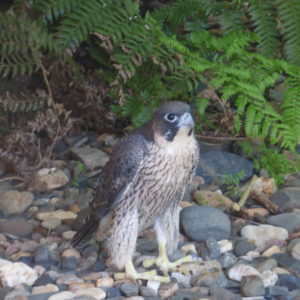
69,282,95,292
290,241,300,260
34,245,51,263
62,231,76,240
31,284,59,294
48,291,75,300
36,210,77,221
272,253,300,273
246,208,269,217
120,282,140,297
262,245,281,256
56,274,83,285
0,260,38,287
41,217,62,230
75,287,106,300
180,206,231,241
158,282,179,299
219,252,237,268
228,264,260,282
193,268,227,287
0,190,33,216
30,168,69,192
277,274,300,290
205,237,221,259
3,290,30,300
71,146,109,170
254,258,277,273
266,285,289,296
234,239,257,256
218,240,233,253
240,224,288,251
260,270,278,287
270,187,300,212
241,275,265,296
96,277,114,288
0,219,33,237
268,213,300,233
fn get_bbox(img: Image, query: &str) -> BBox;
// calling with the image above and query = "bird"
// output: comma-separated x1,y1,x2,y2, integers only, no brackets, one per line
71,101,199,282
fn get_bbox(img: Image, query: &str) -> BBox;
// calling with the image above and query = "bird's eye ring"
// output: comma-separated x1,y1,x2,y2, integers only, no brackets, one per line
164,113,177,123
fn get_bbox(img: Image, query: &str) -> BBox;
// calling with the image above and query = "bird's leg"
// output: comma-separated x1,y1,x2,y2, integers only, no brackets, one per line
115,259,170,283
143,241,193,275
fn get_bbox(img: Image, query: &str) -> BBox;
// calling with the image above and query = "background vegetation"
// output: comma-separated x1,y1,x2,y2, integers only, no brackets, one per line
0,0,299,182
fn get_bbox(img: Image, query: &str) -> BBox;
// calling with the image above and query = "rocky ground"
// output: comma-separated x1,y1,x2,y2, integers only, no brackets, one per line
0,133,300,300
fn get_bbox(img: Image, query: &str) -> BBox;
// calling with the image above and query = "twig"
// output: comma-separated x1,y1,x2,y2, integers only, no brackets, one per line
0,176,26,183
196,134,246,141
232,175,258,211
251,191,279,214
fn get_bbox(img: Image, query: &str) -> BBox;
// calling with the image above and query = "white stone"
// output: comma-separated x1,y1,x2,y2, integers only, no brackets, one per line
96,277,114,288
48,291,75,300
36,209,77,221
0,261,38,287
32,284,59,294
291,242,300,260
30,168,69,192
41,217,62,229
228,264,260,282
241,224,288,251
75,287,106,300
62,230,77,240
261,270,278,287
146,280,161,296
218,240,233,253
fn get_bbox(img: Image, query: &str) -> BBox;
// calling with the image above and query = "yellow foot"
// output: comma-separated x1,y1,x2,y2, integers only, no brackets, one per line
143,254,193,275
115,260,170,283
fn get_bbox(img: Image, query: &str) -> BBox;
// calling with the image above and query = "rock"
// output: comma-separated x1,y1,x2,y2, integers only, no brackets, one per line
172,287,209,300
71,146,109,170
34,245,51,264
261,270,278,287
92,259,107,272
0,219,33,237
291,241,300,260
62,231,76,240
61,248,81,270
205,237,221,259
0,260,38,287
241,275,265,296
270,187,300,212
75,287,106,300
3,290,29,300
179,260,222,278
41,217,62,230
193,268,227,287
234,239,257,256
268,213,300,233
30,168,69,192
266,285,289,296
96,277,114,288
136,237,157,253
272,253,300,273
158,282,179,299
219,252,237,269
56,274,83,285
218,240,233,253
196,149,253,185
277,274,300,290
170,272,191,288
0,190,33,217
69,282,95,292
32,284,59,294
210,285,240,300
241,224,288,251
104,287,122,298
246,208,269,217
262,245,281,257
36,210,77,221
120,283,139,297
48,291,75,300
180,206,231,242
254,258,277,273
193,190,233,209
228,264,260,282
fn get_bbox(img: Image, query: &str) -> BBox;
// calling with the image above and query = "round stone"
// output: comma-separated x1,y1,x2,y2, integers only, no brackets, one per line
0,220,33,237
180,206,231,242
241,275,265,297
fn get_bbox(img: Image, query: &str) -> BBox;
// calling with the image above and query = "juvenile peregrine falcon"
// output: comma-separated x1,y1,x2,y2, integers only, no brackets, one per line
72,101,199,282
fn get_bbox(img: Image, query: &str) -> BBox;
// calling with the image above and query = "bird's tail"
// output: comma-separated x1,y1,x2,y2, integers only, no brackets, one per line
67,217,99,249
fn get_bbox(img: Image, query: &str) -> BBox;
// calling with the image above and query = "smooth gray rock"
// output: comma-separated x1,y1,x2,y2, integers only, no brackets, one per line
266,286,289,296
196,150,253,185
240,275,265,297
273,254,300,274
268,213,300,233
270,187,300,212
278,274,300,291
120,282,139,297
234,239,256,256
0,219,33,237
180,206,231,242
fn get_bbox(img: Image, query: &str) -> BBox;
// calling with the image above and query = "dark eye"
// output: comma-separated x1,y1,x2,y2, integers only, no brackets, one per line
164,113,178,123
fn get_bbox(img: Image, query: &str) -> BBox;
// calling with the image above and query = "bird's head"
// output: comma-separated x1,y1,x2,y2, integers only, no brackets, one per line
151,101,195,144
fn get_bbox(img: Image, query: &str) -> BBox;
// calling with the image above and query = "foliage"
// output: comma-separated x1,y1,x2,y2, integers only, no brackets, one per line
221,170,245,197
71,161,86,188
241,141,300,185
0,0,300,178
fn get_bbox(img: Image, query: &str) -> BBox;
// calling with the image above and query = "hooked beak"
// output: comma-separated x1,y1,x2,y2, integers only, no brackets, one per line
177,112,194,129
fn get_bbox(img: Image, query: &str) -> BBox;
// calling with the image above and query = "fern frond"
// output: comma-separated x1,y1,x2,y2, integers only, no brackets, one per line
276,0,300,65
248,0,280,57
